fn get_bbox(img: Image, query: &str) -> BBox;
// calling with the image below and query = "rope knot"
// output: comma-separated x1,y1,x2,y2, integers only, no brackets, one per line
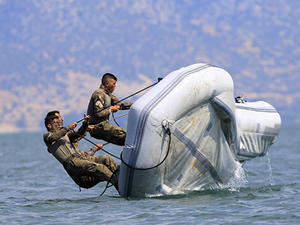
161,119,171,136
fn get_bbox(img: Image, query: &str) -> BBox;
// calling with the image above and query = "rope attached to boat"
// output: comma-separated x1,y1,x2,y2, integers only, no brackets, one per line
120,120,172,171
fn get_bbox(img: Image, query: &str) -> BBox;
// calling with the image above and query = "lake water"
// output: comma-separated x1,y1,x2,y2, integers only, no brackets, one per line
0,123,299,224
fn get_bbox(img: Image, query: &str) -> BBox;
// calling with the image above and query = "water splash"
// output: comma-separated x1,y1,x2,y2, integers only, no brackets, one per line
222,164,248,191
266,152,274,186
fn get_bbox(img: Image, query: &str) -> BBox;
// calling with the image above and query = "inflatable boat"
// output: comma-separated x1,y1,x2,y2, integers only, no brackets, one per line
118,63,281,198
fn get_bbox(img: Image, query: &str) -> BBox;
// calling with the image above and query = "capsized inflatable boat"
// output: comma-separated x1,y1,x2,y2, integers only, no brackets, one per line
118,63,281,198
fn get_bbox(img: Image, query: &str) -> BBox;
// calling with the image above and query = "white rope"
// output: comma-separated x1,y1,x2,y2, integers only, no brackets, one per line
109,112,129,122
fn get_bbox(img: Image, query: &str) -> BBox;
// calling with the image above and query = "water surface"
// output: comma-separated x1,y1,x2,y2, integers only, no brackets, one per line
0,124,299,224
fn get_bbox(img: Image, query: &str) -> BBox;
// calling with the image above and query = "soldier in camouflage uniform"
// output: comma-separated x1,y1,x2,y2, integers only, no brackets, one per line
87,73,133,146
48,110,101,156
43,111,119,191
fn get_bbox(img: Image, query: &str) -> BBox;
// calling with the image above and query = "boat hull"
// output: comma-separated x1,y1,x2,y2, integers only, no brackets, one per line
118,63,281,197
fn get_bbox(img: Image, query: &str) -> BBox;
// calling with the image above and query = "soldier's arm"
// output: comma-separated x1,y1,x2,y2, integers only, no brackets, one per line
112,94,133,110
43,127,70,145
119,101,133,110
93,91,111,119
84,144,102,156
68,120,89,142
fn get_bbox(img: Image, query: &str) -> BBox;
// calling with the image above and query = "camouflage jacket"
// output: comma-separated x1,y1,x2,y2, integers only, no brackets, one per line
43,121,88,165
87,84,133,125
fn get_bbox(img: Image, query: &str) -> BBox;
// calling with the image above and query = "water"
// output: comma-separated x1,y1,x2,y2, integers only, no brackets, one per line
0,124,299,224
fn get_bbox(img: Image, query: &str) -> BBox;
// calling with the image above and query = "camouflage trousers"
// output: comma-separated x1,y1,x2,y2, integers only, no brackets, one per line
64,153,118,190
89,121,126,146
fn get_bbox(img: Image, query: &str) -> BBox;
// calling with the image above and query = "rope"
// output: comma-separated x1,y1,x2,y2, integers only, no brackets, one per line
76,78,162,123
99,124,172,196
75,119,171,196
110,112,128,122
95,111,128,127
99,168,118,196
120,124,172,171
81,136,120,160
112,112,120,126
71,112,128,159
70,129,121,160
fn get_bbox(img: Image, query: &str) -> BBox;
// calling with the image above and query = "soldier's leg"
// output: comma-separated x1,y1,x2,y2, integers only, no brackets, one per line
109,125,126,146
67,156,118,189
89,122,126,146
87,155,118,173
82,157,119,191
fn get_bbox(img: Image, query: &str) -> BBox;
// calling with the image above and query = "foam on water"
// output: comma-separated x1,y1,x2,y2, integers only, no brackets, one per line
222,163,249,191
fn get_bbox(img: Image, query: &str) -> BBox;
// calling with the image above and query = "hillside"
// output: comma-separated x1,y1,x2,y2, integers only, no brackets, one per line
0,0,299,132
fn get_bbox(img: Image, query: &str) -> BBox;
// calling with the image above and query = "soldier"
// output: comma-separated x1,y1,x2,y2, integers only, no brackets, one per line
48,110,95,134
87,73,133,146
43,111,119,191
49,110,98,157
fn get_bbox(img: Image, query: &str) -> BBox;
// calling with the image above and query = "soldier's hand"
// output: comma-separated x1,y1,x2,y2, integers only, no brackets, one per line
111,105,120,112
87,125,94,131
84,114,90,122
68,122,77,130
95,144,103,150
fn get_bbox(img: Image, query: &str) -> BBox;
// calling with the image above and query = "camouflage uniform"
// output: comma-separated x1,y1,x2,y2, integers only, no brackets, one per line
43,121,118,190
87,84,133,146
